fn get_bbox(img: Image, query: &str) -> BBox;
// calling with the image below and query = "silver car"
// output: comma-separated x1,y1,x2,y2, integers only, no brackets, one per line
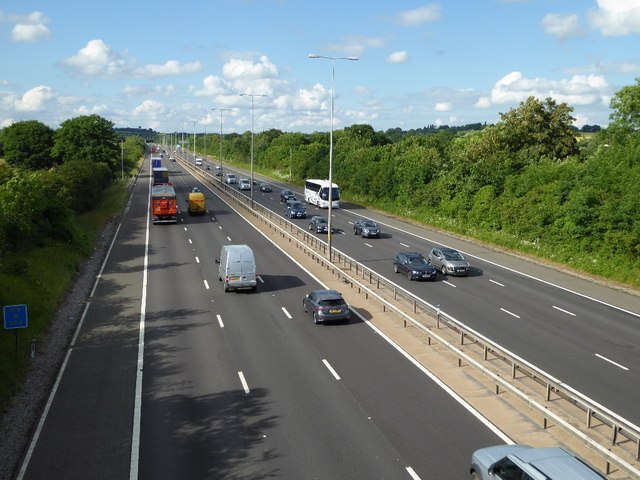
427,247,470,276
470,445,606,480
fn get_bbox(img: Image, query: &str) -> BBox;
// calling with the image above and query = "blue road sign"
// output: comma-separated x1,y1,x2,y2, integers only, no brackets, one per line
4,304,28,329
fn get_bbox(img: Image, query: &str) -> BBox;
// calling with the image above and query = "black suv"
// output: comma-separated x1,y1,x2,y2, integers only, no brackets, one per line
393,252,437,281
280,189,296,202
285,199,307,219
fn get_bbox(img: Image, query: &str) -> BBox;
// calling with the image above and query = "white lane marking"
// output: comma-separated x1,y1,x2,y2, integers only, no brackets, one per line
364,242,373,248
595,353,629,371
400,242,410,248
70,302,91,346
204,280,210,290
553,305,576,316
195,256,200,263
218,225,222,230
238,371,250,393
188,238,192,244
282,307,292,319
322,359,341,380
227,236,232,241
217,314,224,328
500,308,521,319
184,226,187,231
406,466,422,480
489,279,505,287
257,275,265,284
442,280,456,288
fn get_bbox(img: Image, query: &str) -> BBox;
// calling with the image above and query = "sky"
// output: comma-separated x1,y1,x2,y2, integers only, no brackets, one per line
1,0,639,135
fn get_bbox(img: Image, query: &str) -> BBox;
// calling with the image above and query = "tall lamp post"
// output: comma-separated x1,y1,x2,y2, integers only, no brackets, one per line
213,108,231,182
308,53,358,262
240,93,266,206
193,120,196,164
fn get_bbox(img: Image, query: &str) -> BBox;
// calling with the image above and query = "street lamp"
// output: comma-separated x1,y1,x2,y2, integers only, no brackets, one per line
212,108,232,182
239,93,266,206
193,120,196,164
308,53,358,262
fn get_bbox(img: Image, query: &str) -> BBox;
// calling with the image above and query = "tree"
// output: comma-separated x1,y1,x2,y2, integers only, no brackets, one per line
609,77,640,132
51,114,120,175
495,96,579,160
1,120,55,170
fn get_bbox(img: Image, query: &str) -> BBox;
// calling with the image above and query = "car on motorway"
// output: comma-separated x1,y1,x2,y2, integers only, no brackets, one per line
195,158,203,166
169,156,175,162
225,173,237,184
427,247,470,276
285,199,307,219
470,444,606,480
280,189,296,203
259,182,273,192
308,215,332,233
215,166,223,176
238,178,252,190
393,252,437,281
353,218,381,238
303,289,350,324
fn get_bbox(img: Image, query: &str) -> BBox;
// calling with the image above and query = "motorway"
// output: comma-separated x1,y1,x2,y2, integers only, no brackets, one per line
16,156,506,479
190,152,640,429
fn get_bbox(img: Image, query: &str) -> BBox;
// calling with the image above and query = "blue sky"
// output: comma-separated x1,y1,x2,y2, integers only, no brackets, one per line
1,0,639,134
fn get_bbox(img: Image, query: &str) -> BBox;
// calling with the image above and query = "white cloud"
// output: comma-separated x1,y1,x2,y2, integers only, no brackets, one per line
1,10,51,43
394,4,442,27
324,35,385,56
75,104,107,116
134,60,202,77
588,0,640,36
481,71,610,108
194,75,229,97
11,23,50,42
434,102,452,112
132,99,165,116
13,85,57,111
223,55,278,80
541,13,582,41
63,39,128,77
387,51,409,63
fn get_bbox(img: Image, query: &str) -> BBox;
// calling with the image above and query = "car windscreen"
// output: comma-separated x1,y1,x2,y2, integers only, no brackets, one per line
444,251,465,261
408,256,427,265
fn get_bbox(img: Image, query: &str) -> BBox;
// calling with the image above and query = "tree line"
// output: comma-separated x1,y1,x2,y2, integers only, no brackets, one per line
0,114,146,268
191,79,640,285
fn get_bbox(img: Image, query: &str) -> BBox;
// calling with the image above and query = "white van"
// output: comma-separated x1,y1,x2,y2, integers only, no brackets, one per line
216,245,257,292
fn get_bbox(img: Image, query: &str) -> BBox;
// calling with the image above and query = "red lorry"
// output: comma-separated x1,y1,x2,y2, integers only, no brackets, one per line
151,184,177,224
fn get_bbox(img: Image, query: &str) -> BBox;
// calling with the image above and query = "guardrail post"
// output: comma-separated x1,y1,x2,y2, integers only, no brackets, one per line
546,384,551,401
436,305,441,329
612,424,618,446
512,362,517,379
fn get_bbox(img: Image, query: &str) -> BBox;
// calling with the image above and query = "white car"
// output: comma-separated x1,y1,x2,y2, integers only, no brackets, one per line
238,178,251,190
225,173,237,184
195,158,203,166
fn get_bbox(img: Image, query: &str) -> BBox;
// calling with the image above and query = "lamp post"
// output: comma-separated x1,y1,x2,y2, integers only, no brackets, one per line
193,120,196,164
239,93,266,206
181,122,186,157
213,108,232,182
308,53,358,262
121,138,124,180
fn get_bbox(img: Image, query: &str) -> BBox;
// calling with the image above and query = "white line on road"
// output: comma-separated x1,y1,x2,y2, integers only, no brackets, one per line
184,226,187,231
195,256,200,263
204,280,209,290
188,238,192,244
257,275,265,284
595,353,629,371
400,242,410,248
282,307,292,319
322,359,341,380
500,308,521,319
217,314,224,328
489,279,505,287
238,371,250,393
226,236,232,241
552,305,576,316
442,280,457,288
406,466,422,480
364,242,373,248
